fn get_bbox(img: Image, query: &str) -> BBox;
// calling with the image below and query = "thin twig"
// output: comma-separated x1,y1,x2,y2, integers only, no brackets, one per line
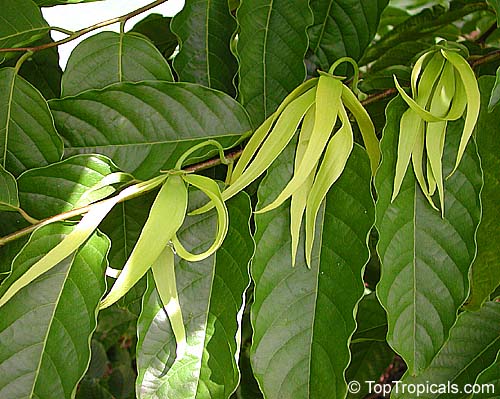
361,88,398,106
470,49,500,69
0,150,243,247
0,0,168,53
476,22,498,45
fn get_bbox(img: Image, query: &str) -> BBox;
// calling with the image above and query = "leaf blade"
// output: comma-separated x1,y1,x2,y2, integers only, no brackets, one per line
136,192,253,399
251,143,374,398
171,0,238,95
236,0,313,125
0,68,63,176
49,81,253,179
61,31,174,97
0,223,109,399
375,97,482,375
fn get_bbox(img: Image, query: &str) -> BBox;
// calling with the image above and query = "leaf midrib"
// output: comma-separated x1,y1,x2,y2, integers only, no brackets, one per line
29,251,78,398
3,70,15,168
262,0,274,119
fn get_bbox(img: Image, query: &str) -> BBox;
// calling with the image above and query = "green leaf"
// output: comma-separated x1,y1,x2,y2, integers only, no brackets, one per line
251,144,374,399
308,0,389,71
0,0,49,63
0,164,19,211
49,81,253,179
347,293,393,399
0,68,63,176
171,0,238,95
391,301,500,399
466,76,500,310
0,223,109,399
0,212,29,276
99,193,155,312
17,154,131,220
471,350,500,399
100,192,156,269
18,36,62,100
346,341,394,399
488,67,500,112
76,379,114,399
236,0,312,125
61,31,174,97
131,14,178,59
136,192,253,399
375,97,482,376
487,0,500,26
360,3,490,66
352,292,388,342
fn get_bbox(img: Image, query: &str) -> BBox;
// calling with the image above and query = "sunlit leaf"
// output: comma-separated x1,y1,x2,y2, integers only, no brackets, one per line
136,192,253,399
62,31,174,97
0,223,109,399
0,0,49,63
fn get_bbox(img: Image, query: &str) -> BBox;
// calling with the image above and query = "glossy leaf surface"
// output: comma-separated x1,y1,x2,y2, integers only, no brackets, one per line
171,0,238,95
236,0,312,125
251,144,374,399
308,0,389,71
0,223,109,399
18,154,129,220
61,32,174,97
375,97,482,375
49,81,252,179
391,301,500,399
0,68,63,176
467,77,500,309
136,192,253,399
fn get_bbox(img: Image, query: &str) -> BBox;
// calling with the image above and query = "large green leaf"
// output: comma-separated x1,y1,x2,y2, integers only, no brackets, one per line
131,14,178,59
171,0,238,95
391,301,500,399
49,81,252,179
0,68,63,176
61,31,174,97
251,144,374,399
0,223,109,399
0,164,19,211
17,154,130,220
471,350,500,399
375,97,482,376
0,0,49,63
466,77,500,310
235,0,312,125
308,0,389,71
136,192,253,399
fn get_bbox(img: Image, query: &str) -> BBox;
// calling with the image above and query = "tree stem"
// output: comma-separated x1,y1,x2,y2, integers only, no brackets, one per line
0,0,169,54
